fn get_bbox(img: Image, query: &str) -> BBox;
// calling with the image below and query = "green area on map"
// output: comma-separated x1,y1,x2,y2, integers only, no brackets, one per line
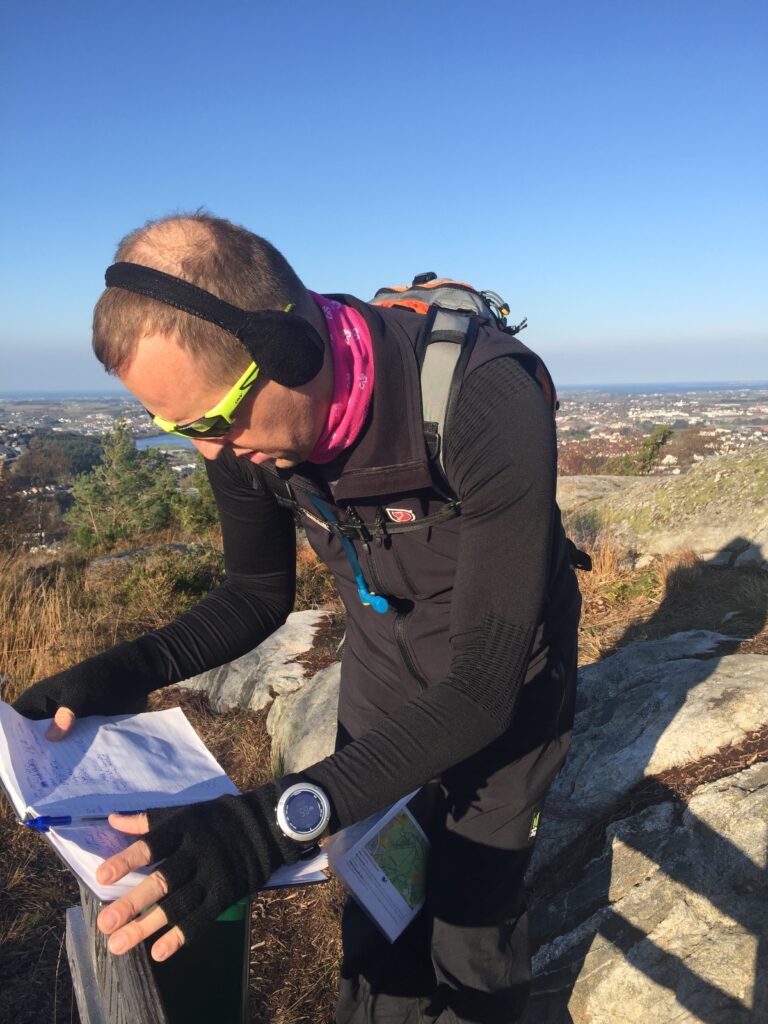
366,810,428,909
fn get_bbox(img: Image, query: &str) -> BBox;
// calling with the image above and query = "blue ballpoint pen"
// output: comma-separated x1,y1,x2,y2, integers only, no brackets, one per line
22,811,144,833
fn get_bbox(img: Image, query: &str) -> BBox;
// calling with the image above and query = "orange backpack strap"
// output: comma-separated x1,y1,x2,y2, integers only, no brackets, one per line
374,298,433,316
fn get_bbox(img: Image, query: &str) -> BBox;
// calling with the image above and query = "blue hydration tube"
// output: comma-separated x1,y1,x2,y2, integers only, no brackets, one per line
308,496,389,614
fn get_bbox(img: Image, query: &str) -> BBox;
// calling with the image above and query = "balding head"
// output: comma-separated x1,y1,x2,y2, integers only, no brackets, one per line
92,212,314,387
118,216,215,275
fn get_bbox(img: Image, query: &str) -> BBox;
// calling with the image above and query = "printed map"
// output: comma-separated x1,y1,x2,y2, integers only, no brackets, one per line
366,809,428,909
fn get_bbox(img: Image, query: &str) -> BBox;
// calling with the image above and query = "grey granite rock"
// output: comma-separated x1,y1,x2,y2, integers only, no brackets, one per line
560,450,768,563
266,661,341,775
557,476,640,513
529,631,768,879
531,762,768,1023
84,543,195,582
733,527,768,569
177,609,330,712
531,802,678,952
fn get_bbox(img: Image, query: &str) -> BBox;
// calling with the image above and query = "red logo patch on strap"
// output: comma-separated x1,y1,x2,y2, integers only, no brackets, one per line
385,507,416,523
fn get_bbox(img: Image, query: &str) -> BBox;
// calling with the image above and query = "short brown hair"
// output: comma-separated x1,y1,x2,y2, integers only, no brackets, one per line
92,212,312,386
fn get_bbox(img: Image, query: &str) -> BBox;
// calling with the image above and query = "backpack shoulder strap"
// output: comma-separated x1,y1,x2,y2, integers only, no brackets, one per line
256,465,306,523
417,306,479,477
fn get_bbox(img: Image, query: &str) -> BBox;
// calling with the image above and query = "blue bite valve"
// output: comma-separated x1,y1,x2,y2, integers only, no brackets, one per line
355,575,389,614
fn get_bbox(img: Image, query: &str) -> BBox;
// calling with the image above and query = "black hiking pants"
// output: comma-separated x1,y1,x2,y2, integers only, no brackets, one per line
334,638,578,1024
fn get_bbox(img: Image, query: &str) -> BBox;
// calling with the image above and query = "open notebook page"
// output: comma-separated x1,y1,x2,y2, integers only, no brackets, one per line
0,701,326,900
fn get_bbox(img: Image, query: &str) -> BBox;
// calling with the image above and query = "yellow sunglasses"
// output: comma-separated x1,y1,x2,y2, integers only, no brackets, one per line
148,361,260,438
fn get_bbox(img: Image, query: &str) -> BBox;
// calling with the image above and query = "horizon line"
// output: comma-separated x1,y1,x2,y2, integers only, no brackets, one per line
2,379,768,398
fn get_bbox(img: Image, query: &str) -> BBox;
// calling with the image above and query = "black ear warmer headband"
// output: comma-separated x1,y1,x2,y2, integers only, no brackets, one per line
104,262,325,387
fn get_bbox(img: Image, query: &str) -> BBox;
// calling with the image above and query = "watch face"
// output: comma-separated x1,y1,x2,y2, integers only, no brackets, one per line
284,790,324,835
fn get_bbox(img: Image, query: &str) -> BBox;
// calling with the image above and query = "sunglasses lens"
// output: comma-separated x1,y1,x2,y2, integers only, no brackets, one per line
175,417,231,438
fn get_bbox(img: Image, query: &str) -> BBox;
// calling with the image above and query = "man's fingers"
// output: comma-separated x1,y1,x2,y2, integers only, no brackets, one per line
100,902,185,959
97,870,169,938
96,837,153,886
150,924,186,962
45,706,76,741
108,812,150,835
97,872,185,960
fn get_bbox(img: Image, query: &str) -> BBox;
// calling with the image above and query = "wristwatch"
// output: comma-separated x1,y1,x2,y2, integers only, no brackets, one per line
275,781,331,848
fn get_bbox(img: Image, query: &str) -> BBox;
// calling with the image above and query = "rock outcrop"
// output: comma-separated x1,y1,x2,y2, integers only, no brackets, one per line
531,763,768,1023
556,475,639,515
558,450,768,566
267,661,341,774
528,631,768,1023
529,631,768,877
177,609,330,712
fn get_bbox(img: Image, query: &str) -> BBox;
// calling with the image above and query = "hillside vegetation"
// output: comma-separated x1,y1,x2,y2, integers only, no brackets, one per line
1,454,767,1021
560,448,768,563
604,449,768,534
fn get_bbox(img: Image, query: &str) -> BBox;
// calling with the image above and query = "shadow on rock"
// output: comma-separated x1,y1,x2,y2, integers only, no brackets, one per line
528,537,768,1023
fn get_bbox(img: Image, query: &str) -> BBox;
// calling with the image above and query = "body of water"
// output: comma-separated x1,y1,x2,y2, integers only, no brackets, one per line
558,381,768,394
135,435,196,451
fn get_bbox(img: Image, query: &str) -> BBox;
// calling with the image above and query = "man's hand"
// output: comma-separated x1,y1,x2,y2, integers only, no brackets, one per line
96,784,304,960
96,813,184,961
12,643,155,739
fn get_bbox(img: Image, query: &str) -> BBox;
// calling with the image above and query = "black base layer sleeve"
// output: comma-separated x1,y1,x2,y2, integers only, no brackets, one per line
304,618,536,831
14,450,298,719
124,450,299,687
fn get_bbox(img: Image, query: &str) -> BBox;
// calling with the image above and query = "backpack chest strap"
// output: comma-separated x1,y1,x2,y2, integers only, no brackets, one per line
265,473,461,541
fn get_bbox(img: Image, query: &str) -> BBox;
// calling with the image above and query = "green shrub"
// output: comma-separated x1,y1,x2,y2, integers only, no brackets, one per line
67,422,176,550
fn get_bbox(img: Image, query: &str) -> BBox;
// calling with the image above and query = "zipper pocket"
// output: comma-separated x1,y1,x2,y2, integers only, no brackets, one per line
394,613,430,689
360,527,427,685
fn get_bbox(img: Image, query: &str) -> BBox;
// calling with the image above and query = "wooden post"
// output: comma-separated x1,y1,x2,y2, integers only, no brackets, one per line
66,885,251,1023
66,884,170,1024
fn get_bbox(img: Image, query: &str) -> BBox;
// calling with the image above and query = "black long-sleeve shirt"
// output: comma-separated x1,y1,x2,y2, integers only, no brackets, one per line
133,355,577,830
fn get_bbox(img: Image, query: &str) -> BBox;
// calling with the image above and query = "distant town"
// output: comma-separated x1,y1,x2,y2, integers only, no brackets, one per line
0,393,198,492
556,383,768,475
1,383,767,500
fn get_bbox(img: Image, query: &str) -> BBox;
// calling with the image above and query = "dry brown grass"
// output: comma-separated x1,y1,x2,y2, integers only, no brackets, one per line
573,532,768,665
0,552,92,1017
0,543,344,1023
0,798,80,1023
1,530,766,1022
294,540,342,611
0,552,101,697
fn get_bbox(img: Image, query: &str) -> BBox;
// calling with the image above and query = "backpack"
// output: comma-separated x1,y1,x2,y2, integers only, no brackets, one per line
371,273,590,572
371,272,556,476
371,271,525,335
263,276,591,571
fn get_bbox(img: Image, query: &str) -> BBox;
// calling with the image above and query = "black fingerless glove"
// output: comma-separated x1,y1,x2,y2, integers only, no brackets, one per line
144,780,308,945
12,638,167,720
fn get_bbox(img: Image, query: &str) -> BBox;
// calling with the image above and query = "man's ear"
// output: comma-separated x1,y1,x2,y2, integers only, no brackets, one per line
239,312,325,387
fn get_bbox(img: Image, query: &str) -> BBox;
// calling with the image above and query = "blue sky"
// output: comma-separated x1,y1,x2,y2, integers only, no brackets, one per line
1,0,766,390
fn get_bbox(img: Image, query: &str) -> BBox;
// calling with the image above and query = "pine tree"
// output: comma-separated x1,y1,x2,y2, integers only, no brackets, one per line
635,425,673,474
0,474,36,550
67,422,177,549
172,455,220,535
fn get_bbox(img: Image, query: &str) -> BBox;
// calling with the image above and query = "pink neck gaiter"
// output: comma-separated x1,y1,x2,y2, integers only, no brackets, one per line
308,291,374,464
